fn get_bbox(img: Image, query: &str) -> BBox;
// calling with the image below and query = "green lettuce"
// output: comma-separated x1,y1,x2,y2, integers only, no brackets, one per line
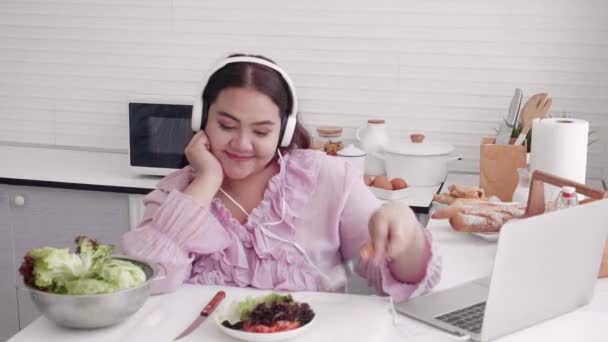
19,236,146,295
63,278,119,295
75,235,114,275
29,247,87,290
98,259,146,289
237,293,293,321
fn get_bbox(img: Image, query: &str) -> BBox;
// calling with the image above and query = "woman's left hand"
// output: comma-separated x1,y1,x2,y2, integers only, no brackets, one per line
362,201,422,263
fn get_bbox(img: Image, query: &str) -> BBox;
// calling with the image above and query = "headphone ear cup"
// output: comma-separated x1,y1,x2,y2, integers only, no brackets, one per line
280,115,297,147
201,101,209,131
191,96,203,132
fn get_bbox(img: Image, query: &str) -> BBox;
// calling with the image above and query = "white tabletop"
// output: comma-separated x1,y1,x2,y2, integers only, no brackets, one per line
8,173,608,341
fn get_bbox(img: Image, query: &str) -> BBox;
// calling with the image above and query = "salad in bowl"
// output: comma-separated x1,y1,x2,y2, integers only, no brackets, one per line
18,236,156,328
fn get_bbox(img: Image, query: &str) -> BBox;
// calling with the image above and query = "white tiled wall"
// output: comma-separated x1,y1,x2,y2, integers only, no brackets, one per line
0,0,606,179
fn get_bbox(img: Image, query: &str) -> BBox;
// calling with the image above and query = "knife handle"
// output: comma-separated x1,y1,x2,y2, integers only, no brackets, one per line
201,290,226,316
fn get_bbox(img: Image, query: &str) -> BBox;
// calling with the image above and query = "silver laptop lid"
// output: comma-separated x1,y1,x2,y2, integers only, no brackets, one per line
482,199,608,341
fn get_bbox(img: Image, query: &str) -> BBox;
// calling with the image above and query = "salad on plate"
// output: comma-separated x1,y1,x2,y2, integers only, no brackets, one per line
221,293,315,334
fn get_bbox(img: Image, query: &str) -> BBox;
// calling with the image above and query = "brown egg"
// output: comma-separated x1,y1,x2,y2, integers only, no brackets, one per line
391,178,408,190
363,175,373,186
372,176,393,190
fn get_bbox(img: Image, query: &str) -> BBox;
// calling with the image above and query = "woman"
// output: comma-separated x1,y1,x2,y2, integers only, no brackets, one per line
123,54,441,301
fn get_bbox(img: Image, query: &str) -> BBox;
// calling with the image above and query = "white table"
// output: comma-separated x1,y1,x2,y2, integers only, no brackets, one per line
9,174,608,341
386,208,608,341
383,173,608,341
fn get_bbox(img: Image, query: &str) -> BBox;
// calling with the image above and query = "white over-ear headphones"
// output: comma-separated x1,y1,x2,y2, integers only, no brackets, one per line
191,55,298,148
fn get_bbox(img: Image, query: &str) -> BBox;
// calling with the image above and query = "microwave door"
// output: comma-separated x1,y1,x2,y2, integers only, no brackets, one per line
129,102,193,175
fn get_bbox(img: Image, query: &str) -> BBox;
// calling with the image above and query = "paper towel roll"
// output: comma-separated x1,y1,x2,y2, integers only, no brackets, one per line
530,118,589,201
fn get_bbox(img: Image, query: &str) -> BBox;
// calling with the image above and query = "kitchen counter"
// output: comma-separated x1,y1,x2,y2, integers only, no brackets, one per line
3,143,602,208
0,144,161,194
0,144,443,211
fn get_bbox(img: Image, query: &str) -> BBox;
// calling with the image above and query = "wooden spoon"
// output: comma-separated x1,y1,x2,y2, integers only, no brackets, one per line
513,93,552,145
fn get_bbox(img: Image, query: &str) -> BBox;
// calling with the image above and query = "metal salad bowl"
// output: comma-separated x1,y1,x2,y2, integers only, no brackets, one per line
24,256,158,329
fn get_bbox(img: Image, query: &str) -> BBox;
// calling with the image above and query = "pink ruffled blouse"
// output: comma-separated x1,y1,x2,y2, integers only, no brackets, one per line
123,149,441,301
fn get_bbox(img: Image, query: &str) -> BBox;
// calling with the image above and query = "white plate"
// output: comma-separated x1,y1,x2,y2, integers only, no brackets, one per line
472,232,499,242
430,199,448,210
432,201,499,243
214,299,315,342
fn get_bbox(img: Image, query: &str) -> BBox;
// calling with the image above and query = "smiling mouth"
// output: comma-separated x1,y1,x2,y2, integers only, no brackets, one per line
225,151,255,161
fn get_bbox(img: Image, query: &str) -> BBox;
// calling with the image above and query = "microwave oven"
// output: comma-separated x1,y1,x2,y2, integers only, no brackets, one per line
128,95,194,176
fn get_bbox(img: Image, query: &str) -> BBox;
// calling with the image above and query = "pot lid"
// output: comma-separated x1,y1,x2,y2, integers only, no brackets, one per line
337,144,366,157
384,134,454,156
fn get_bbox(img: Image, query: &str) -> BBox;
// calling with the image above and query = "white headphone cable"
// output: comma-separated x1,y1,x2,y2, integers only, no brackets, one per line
217,149,341,290
218,187,250,217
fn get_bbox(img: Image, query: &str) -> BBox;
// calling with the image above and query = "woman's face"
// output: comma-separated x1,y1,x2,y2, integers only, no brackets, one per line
205,87,282,180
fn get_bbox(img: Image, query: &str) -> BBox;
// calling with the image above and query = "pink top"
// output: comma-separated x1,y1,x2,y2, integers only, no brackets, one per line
123,149,441,301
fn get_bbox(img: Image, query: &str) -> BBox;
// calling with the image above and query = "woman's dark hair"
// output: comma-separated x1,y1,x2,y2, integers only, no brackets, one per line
202,53,311,151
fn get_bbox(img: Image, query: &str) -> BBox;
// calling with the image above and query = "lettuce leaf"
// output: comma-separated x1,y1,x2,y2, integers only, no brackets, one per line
237,293,293,321
19,236,146,295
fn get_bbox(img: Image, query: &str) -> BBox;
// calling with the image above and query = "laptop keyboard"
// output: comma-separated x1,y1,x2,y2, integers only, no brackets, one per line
435,302,486,334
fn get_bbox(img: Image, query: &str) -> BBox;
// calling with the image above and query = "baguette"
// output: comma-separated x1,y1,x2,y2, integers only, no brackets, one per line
448,184,485,199
432,202,526,233
433,193,458,205
434,184,487,206
433,194,493,206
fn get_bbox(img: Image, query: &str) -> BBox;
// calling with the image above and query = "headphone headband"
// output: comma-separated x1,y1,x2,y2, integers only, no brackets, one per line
191,55,298,147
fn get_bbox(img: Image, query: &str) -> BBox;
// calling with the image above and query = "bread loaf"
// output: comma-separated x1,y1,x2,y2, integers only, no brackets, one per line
448,184,485,199
432,202,526,233
434,184,486,205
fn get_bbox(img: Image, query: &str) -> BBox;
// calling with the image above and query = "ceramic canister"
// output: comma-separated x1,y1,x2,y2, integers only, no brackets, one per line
356,119,389,176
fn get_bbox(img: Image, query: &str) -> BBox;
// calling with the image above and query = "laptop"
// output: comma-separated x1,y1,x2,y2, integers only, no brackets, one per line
396,199,608,341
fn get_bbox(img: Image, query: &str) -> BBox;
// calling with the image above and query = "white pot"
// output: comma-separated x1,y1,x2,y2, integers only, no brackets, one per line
375,134,462,186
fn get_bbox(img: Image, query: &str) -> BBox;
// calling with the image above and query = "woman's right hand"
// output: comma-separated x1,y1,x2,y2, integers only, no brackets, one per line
185,131,224,189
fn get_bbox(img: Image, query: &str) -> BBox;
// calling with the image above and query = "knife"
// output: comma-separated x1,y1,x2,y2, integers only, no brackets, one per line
495,88,522,145
174,290,226,340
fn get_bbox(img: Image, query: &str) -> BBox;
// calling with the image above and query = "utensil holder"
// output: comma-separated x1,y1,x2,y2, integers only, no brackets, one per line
479,137,527,201
525,170,608,278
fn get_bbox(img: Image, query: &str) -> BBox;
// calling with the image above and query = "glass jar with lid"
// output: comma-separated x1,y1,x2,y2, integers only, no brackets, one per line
316,126,344,155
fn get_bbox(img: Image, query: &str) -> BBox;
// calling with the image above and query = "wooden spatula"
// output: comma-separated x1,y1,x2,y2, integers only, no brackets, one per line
513,93,552,145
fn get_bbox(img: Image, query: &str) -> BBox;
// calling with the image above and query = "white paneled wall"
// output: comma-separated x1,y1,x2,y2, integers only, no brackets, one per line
0,0,607,179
